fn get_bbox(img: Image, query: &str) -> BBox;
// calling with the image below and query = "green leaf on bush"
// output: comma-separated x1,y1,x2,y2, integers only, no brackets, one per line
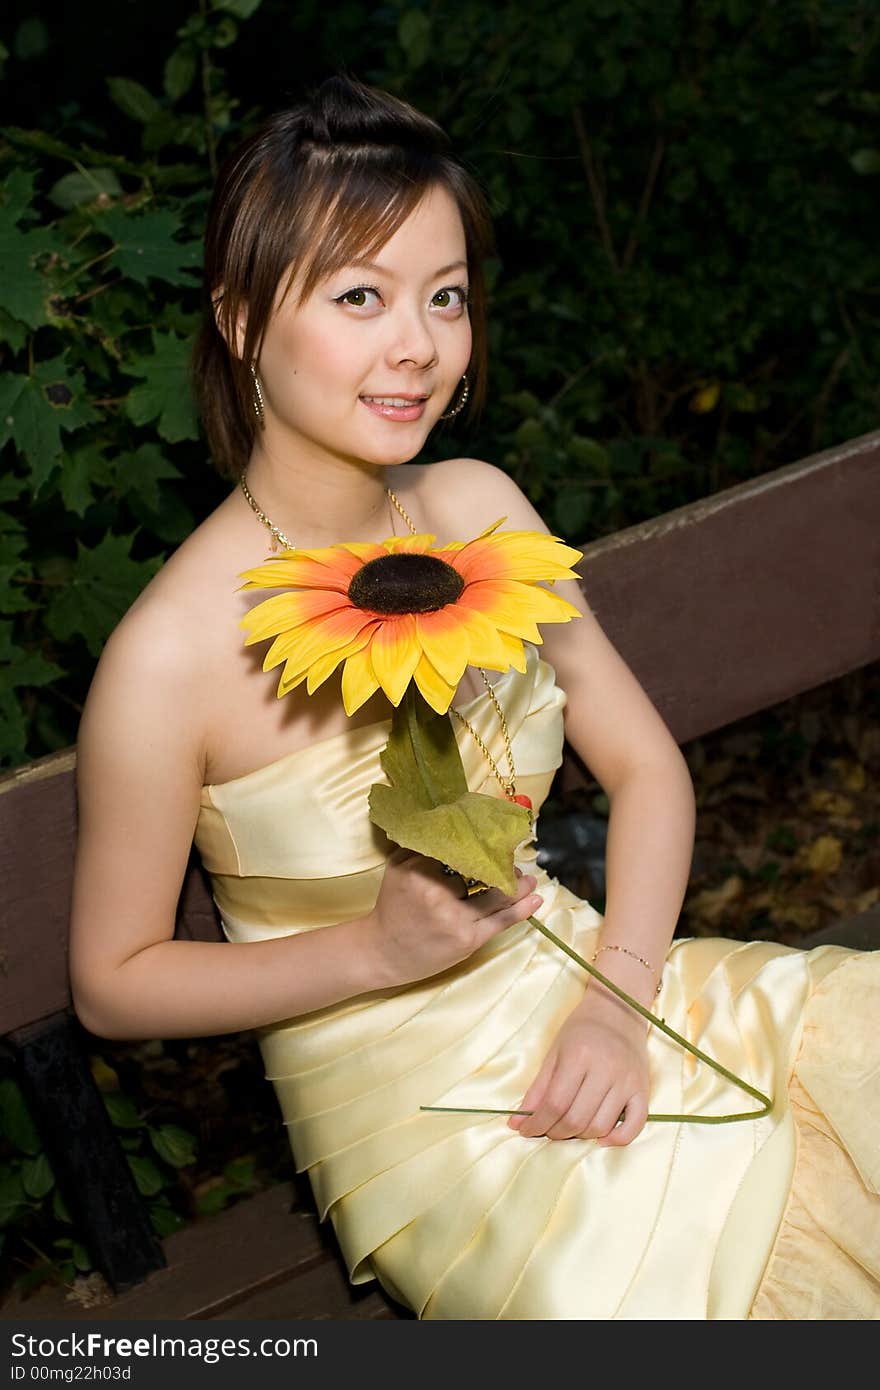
127,1155,166,1197
149,1124,197,1169
124,330,200,442
0,211,61,328
115,443,182,511
150,1201,185,1237
45,532,164,658
21,1154,54,1200
0,623,63,688
102,1091,144,1130
52,1187,72,1224
107,77,161,125
213,0,264,18
48,169,123,211
98,208,201,288
0,1164,28,1227
164,46,198,103
0,357,98,492
0,1077,42,1154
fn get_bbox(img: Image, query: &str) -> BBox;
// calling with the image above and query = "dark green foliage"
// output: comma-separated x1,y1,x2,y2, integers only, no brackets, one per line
1,0,878,766
0,1072,195,1295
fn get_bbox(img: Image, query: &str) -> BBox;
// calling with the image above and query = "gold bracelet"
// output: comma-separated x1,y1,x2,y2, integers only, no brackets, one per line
592,943,663,997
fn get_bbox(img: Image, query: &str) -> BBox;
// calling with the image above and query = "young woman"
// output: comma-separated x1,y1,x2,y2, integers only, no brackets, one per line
69,74,878,1320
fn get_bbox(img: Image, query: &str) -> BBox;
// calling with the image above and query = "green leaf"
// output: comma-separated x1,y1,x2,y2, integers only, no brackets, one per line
0,357,98,491
72,1242,92,1272
150,1202,185,1236
398,11,431,67
52,1187,72,1224
0,1164,28,1227
45,532,164,658
58,447,98,517
106,77,161,124
97,208,201,288
21,1153,54,1200
124,330,200,442
149,1124,197,1169
13,18,49,60
127,1155,166,1197
115,442,182,511
48,169,123,211
102,1091,144,1130
368,688,529,894
850,148,880,175
0,1077,42,1154
0,622,63,687
0,567,34,614
0,689,26,762
0,308,28,352
0,204,61,328
212,0,264,17
163,46,198,102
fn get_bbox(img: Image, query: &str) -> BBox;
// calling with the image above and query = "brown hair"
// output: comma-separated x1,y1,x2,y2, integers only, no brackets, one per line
192,73,496,477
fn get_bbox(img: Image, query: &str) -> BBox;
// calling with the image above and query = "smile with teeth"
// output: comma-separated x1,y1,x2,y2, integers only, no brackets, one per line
359,393,430,421
361,396,427,406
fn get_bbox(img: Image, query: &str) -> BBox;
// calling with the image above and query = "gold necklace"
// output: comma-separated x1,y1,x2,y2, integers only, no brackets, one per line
238,471,529,811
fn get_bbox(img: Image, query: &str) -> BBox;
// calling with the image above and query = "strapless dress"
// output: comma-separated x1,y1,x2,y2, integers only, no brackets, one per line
193,647,879,1319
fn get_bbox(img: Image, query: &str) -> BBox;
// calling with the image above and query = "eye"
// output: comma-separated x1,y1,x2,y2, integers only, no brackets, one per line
335,285,382,309
431,285,469,312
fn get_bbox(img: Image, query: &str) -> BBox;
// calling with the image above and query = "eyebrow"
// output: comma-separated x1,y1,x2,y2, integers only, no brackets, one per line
341,259,468,280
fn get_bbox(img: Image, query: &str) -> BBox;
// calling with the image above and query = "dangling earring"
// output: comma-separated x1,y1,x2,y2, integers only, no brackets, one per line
250,361,266,430
439,373,470,420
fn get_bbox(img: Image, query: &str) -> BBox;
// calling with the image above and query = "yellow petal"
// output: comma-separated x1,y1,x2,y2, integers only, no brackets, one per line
240,590,349,644
412,652,457,714
414,610,473,687
368,615,422,706
305,630,373,694
341,644,381,715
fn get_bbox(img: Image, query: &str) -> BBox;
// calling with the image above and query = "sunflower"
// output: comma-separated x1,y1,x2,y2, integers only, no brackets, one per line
238,520,583,715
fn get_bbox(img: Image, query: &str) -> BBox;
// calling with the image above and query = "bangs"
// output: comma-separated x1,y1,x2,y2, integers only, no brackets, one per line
289,159,435,306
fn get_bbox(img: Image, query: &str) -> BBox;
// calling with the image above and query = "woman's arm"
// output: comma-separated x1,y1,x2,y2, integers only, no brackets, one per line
69,599,540,1041
429,458,697,1143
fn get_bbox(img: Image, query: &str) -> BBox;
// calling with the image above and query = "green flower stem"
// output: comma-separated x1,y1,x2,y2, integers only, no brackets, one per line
421,915,773,1127
403,686,445,806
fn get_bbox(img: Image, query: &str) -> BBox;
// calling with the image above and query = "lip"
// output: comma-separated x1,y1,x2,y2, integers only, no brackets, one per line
360,393,429,422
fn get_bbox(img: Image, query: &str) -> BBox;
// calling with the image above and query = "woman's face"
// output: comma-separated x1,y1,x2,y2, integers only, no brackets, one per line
255,183,473,470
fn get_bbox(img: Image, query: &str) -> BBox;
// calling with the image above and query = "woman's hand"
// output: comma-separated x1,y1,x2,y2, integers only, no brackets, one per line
508,991,650,1147
365,847,543,988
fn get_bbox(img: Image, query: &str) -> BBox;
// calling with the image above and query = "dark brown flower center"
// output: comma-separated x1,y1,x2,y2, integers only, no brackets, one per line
348,553,464,614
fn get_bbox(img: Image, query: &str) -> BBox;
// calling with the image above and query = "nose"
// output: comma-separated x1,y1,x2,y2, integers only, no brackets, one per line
385,302,438,371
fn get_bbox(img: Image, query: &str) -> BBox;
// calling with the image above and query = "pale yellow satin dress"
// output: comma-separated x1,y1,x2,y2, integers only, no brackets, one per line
194,647,880,1319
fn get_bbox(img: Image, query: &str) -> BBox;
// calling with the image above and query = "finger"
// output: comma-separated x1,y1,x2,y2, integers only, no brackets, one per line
579,1087,627,1141
475,889,543,948
516,1066,590,1139
508,1050,556,1131
546,1080,614,1140
597,1093,649,1148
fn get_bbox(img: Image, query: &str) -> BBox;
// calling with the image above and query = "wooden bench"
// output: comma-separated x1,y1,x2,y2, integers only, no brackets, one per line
2,429,878,1319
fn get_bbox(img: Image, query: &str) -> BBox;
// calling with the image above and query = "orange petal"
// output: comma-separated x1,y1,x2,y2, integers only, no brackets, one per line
238,550,361,593
368,615,423,706
268,608,377,680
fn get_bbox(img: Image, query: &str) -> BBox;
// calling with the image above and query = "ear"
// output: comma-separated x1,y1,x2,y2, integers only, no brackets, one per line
212,285,248,360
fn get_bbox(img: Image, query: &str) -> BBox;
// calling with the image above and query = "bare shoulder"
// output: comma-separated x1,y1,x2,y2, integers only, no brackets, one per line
77,504,237,790
406,456,551,537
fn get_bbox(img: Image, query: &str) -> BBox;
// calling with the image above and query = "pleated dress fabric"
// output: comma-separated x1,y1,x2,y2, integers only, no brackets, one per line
194,647,880,1320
